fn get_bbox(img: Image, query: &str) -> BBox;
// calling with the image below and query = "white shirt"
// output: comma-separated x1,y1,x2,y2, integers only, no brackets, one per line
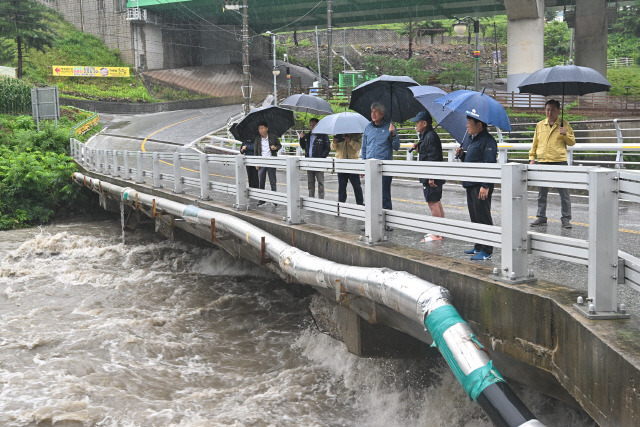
261,137,271,157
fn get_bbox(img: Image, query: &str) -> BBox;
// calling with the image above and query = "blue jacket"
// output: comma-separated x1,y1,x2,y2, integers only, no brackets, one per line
239,139,254,155
300,132,331,158
361,120,400,160
458,129,497,188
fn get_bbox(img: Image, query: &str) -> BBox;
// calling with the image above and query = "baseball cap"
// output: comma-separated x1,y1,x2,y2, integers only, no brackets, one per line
410,111,432,123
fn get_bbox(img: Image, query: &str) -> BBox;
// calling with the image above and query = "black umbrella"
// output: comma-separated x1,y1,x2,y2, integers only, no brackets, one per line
517,65,611,125
349,74,424,123
231,105,295,141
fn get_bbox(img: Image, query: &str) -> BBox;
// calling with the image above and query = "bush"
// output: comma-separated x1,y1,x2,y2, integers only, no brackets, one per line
0,147,78,229
0,109,100,229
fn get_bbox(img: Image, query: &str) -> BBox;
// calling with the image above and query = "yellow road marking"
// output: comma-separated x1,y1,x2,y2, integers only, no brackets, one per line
141,116,201,152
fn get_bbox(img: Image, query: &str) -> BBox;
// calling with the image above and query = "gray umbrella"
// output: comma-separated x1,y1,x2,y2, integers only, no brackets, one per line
518,65,611,124
280,94,334,116
311,112,370,135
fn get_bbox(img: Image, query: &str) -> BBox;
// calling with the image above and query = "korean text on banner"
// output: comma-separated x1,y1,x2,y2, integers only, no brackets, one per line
52,66,130,78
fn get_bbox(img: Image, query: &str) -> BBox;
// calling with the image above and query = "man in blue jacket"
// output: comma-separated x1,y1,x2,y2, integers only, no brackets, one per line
299,118,331,199
361,102,400,230
455,116,497,260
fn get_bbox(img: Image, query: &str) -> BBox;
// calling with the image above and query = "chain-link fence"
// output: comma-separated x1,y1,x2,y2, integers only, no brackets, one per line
0,77,32,116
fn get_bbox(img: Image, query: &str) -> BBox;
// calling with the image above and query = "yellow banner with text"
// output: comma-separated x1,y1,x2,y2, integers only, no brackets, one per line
52,66,130,78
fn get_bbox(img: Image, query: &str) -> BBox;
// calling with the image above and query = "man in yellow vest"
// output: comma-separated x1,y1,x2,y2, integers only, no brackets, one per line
529,99,576,229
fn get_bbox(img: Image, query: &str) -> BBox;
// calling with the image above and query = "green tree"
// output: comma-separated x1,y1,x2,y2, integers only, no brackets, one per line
0,0,56,78
544,20,570,64
438,62,474,90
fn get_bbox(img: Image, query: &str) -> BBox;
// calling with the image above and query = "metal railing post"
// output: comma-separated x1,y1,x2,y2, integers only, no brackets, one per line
173,152,183,193
102,150,108,174
613,119,624,169
364,159,384,244
153,152,161,188
495,163,533,283
575,168,628,319
123,151,130,180
200,153,210,200
136,152,144,184
113,150,119,177
234,154,247,210
285,156,303,224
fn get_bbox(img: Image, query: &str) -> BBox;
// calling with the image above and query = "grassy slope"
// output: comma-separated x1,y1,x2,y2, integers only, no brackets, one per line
17,9,155,102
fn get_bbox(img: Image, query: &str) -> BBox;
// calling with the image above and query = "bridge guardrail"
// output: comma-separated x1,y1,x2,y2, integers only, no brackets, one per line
71,138,640,320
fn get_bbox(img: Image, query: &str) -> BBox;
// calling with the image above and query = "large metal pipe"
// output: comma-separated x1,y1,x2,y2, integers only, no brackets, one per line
73,172,544,427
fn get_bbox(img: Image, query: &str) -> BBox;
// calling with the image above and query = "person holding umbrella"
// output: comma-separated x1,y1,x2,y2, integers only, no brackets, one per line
331,133,364,206
455,116,498,261
299,118,331,199
362,102,400,227
529,99,576,229
254,121,282,206
410,110,445,242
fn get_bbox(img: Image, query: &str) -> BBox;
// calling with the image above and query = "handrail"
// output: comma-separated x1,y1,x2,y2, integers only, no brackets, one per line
70,138,640,320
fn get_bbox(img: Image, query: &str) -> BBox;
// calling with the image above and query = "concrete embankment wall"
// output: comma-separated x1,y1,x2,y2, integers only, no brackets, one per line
83,169,640,427
60,96,245,115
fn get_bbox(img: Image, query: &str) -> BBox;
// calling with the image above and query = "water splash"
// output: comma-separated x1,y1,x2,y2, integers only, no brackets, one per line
120,201,125,245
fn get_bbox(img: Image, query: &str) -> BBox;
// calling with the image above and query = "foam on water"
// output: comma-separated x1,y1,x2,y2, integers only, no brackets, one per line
0,221,596,426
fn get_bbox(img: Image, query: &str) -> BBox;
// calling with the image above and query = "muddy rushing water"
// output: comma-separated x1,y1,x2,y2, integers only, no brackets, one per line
0,219,594,426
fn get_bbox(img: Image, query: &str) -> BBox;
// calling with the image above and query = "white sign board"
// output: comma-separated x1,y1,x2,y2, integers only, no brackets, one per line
0,66,17,79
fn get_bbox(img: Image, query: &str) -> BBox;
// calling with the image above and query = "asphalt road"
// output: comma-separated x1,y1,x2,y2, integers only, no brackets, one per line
89,106,640,313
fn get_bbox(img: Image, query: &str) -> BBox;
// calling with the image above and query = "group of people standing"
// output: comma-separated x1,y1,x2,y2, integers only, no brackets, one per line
239,98,575,262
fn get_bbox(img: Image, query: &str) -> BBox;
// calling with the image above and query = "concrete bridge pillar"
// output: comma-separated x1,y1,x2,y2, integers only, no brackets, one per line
504,0,545,92
574,0,607,77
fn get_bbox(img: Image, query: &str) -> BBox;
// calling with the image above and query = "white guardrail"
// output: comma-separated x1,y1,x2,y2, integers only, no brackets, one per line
70,137,640,320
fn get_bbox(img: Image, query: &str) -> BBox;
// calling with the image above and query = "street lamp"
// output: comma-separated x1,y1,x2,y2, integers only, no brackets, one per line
453,16,480,91
267,31,278,105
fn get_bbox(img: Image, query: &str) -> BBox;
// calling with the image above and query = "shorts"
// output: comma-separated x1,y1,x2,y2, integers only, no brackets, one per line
422,180,444,202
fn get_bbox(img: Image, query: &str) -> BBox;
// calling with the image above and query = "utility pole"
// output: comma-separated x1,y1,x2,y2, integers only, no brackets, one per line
241,0,251,115
327,0,333,94
315,26,322,88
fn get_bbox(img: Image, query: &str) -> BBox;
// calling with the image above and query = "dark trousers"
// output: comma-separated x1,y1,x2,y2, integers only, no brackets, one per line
258,167,277,191
536,161,571,220
382,175,393,210
338,173,364,205
246,166,259,188
466,184,494,255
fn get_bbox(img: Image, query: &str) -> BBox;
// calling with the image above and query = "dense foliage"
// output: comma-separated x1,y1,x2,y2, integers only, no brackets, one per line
0,111,93,230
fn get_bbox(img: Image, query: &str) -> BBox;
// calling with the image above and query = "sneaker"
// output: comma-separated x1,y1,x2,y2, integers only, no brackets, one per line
272,203,278,207
561,218,572,229
421,234,443,243
385,225,393,231
257,201,265,206
530,217,547,226
471,251,492,261
464,248,479,255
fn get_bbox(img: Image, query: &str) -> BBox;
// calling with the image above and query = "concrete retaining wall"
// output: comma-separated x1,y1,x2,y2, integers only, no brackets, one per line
59,96,244,114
